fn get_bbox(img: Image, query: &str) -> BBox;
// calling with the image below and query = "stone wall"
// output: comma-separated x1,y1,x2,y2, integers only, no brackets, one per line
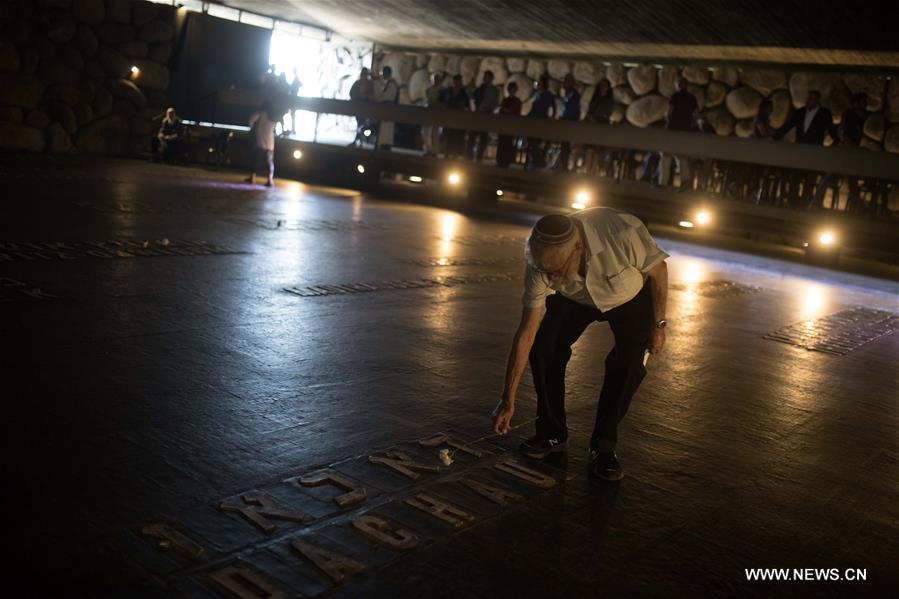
0,0,176,155
374,50,899,154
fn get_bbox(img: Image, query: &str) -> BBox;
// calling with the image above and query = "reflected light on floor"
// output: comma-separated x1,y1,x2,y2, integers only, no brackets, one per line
683,262,705,285
799,287,828,320
437,212,459,256
352,195,363,222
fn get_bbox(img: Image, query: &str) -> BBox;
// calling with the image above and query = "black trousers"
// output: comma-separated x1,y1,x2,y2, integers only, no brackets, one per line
529,280,654,452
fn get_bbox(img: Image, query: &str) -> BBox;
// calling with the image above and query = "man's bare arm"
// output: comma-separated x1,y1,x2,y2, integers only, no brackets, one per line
493,306,542,434
646,261,668,354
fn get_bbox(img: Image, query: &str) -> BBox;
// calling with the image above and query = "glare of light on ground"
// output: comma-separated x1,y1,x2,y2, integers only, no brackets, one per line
437,212,460,256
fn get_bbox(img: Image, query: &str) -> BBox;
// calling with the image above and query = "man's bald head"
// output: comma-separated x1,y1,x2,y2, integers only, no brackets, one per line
526,214,581,278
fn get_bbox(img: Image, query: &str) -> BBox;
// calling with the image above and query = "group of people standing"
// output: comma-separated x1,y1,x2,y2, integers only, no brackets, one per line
660,86,882,214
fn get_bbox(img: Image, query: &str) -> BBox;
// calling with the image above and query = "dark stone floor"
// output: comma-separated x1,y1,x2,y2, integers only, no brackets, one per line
4,154,898,598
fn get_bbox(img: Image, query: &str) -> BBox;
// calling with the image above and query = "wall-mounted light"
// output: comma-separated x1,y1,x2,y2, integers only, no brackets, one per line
292,149,302,159
447,171,461,185
818,230,835,246
356,164,365,174
409,175,423,183
495,189,503,197
130,65,139,75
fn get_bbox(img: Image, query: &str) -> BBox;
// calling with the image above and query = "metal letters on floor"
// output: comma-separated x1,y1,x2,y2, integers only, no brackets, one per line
126,432,564,596
764,307,899,355
284,273,519,297
0,277,60,302
0,240,240,261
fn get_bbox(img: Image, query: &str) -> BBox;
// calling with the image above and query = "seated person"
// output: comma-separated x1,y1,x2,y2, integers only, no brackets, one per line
155,107,183,162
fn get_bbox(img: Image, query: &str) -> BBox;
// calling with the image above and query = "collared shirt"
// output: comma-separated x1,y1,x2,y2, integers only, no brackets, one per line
473,83,499,112
248,111,276,150
529,90,555,118
375,79,399,104
803,105,819,133
522,208,669,312
561,88,581,120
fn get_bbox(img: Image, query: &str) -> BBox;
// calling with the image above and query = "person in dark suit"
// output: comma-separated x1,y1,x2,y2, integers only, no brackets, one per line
813,93,868,212
774,90,840,208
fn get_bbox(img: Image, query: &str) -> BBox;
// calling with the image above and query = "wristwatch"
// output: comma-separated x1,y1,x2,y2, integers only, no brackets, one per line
655,319,668,329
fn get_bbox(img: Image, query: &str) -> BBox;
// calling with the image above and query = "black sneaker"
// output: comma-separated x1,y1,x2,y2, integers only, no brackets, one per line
589,450,624,481
519,436,567,459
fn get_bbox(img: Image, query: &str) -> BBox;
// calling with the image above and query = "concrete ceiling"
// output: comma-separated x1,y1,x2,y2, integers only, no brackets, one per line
221,0,899,68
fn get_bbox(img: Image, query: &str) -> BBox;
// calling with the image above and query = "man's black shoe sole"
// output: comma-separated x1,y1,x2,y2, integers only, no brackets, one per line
519,441,568,459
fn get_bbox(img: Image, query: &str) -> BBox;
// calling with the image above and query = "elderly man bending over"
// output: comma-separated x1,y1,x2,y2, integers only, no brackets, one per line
492,209,669,481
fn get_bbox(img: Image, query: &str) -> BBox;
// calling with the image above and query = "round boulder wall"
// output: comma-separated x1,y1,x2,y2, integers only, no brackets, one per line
506,57,526,74
105,0,132,24
682,65,710,85
526,59,545,80
118,41,148,58
444,55,461,76
25,109,51,129
46,101,78,134
76,25,99,56
706,82,726,108
478,57,508,84
884,125,899,153
704,108,735,136
507,73,535,102
407,68,430,102
863,113,885,142
131,59,168,90
626,64,656,95
711,66,738,87
97,45,130,78
380,52,415,85
147,43,171,63
460,56,481,84
138,20,174,44
625,94,668,127
739,69,787,96
0,40,20,71
605,63,626,87
428,54,447,73
77,114,130,154
0,75,45,109
612,85,636,106
106,78,147,109
131,1,159,27
74,0,105,25
74,102,93,125
0,122,45,151
44,84,83,105
92,85,113,117
97,23,136,45
735,119,754,138
843,74,885,112
47,122,77,153
0,106,23,123
657,65,679,98
789,71,844,108
886,78,899,123
769,90,791,129
547,59,570,81
725,86,763,119
573,61,600,85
